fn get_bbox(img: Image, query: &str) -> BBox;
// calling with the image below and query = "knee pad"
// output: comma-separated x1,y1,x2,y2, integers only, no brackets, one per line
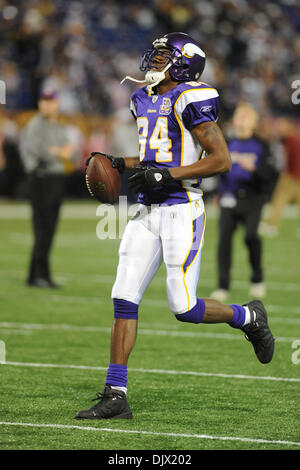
113,298,138,320
175,298,206,324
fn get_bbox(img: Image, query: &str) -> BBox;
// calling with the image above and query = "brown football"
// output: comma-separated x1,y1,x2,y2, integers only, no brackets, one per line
85,154,121,204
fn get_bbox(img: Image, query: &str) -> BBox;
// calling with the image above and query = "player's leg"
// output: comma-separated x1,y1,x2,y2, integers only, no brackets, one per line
108,210,162,366
75,207,163,419
109,318,138,365
162,199,207,316
111,207,162,305
163,200,274,364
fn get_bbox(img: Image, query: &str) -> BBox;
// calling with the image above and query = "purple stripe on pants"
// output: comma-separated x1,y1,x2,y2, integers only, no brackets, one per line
183,213,205,274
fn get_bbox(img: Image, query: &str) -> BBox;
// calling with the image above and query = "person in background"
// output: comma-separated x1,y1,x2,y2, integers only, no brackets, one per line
259,118,300,238
211,103,277,302
21,90,76,288
0,107,24,197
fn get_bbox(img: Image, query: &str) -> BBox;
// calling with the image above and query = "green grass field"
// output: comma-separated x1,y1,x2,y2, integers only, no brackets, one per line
0,199,299,451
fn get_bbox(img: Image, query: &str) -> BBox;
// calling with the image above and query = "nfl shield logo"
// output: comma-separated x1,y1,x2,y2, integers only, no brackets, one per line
152,96,158,103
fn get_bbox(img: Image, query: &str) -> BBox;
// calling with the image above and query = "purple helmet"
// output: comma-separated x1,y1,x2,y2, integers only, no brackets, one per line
140,32,206,82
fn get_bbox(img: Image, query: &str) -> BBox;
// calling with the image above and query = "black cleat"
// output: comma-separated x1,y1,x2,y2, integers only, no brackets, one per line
75,385,133,420
241,300,275,364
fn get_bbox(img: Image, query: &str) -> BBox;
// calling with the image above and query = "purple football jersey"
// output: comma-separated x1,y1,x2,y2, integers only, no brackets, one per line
130,81,219,205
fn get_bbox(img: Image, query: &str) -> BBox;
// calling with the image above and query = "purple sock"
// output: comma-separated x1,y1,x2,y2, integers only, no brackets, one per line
175,298,206,324
105,363,127,388
229,304,246,328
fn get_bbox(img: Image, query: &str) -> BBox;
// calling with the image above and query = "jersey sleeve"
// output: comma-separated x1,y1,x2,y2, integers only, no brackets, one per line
130,98,137,120
176,87,220,130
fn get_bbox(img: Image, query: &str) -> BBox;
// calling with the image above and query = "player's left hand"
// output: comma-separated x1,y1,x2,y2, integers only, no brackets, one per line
128,167,175,192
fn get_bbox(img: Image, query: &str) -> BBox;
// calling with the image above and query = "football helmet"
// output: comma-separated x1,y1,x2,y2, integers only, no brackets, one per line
141,32,206,82
120,32,206,90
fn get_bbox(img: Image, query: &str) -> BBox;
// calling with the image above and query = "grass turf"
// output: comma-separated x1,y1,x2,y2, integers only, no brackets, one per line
0,200,299,450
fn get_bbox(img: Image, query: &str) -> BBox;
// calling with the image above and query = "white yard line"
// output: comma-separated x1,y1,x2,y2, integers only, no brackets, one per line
0,421,299,447
0,321,298,343
0,328,32,336
2,360,300,383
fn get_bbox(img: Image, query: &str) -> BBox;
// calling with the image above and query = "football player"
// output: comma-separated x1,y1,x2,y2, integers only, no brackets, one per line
75,33,274,420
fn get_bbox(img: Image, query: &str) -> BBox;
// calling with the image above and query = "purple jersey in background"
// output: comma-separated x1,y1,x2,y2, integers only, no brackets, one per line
130,81,219,206
218,137,273,198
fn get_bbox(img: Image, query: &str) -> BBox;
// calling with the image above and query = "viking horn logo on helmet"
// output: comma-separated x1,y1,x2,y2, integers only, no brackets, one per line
120,32,206,92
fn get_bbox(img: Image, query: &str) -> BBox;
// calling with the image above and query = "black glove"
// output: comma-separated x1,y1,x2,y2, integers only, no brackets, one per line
86,151,125,173
128,167,175,192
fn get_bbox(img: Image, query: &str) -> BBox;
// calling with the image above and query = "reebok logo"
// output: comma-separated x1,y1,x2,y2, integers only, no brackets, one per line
200,105,212,113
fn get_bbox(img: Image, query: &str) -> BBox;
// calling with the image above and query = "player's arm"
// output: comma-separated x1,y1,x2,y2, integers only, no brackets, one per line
127,121,232,191
124,157,140,169
170,121,232,180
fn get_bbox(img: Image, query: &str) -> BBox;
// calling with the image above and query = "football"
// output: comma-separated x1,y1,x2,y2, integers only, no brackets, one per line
85,154,121,204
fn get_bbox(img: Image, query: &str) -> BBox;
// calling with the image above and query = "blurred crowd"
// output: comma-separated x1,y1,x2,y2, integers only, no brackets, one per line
1,0,299,116
0,0,299,199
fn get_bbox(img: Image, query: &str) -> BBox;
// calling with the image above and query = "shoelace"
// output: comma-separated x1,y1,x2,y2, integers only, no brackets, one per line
91,392,104,402
91,390,122,402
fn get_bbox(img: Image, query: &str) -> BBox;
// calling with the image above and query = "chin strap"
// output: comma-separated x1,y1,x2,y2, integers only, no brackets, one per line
120,62,173,95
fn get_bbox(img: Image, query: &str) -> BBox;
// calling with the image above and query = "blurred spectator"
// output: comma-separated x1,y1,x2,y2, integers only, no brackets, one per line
21,90,77,288
110,107,139,202
83,116,112,170
210,103,278,302
1,0,299,202
0,106,24,197
61,116,86,197
260,118,300,238
0,0,299,119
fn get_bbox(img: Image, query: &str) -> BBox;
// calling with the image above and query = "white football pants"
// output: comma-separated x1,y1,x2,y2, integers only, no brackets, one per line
111,199,206,315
